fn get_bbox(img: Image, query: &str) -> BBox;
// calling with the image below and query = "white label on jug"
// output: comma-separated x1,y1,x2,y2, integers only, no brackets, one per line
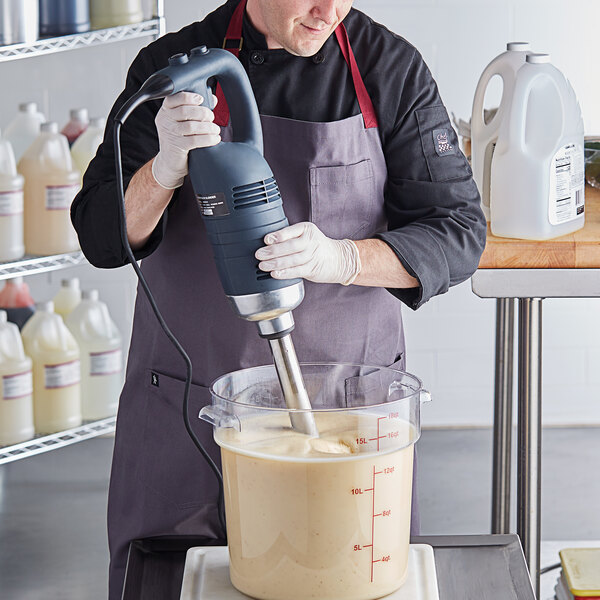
90,349,122,376
44,360,80,389
2,371,33,400
0,190,24,216
549,144,585,225
45,184,80,211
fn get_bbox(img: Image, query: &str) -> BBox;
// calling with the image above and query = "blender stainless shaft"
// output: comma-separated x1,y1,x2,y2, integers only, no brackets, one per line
227,282,318,436
268,334,318,437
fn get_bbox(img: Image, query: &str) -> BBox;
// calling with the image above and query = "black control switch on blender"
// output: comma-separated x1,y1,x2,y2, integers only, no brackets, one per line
168,53,189,66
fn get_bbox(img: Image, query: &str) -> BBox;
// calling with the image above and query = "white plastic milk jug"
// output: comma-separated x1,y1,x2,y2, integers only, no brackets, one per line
0,128,25,261
21,301,81,434
0,310,34,446
18,122,81,256
53,278,81,319
491,54,585,240
472,42,531,220
71,117,105,182
66,290,122,419
90,0,143,28
3,102,45,163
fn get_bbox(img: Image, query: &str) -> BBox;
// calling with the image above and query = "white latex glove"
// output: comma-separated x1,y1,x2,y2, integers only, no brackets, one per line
255,222,362,285
151,91,221,190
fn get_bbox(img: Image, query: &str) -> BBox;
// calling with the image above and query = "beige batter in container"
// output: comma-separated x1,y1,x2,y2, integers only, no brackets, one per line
200,363,429,600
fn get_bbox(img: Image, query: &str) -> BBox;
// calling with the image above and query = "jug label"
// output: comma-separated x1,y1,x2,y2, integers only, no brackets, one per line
90,349,122,376
549,143,585,225
2,371,33,400
44,360,80,389
45,184,80,211
0,190,24,216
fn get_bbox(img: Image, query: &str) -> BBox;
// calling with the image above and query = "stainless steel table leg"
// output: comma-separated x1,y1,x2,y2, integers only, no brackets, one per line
517,298,542,599
492,298,515,534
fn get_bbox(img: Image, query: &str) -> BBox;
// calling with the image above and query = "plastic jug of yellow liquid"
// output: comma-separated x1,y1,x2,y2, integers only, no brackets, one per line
21,301,81,434
61,108,89,146
18,122,81,256
0,129,25,261
472,42,531,220
66,290,122,419
90,0,143,29
3,102,45,163
53,278,81,319
71,117,105,182
491,54,585,240
0,310,34,446
0,277,35,330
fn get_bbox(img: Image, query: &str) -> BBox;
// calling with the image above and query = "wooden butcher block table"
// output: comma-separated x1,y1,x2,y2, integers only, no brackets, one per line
479,186,600,268
471,185,600,599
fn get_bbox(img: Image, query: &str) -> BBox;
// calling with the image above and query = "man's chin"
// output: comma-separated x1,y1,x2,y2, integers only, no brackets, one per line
285,38,327,57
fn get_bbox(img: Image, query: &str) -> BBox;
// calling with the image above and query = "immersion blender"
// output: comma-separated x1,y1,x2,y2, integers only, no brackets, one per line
115,46,317,436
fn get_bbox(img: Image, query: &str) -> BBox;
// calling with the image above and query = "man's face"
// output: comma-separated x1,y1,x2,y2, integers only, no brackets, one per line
247,0,353,57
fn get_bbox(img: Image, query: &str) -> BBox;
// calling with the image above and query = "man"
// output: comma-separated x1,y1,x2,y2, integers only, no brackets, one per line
72,1,486,597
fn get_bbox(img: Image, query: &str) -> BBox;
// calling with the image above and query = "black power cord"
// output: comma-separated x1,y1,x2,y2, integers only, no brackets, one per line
113,119,227,538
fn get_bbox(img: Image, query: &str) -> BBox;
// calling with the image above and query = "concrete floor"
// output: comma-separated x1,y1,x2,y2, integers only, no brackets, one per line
0,427,599,599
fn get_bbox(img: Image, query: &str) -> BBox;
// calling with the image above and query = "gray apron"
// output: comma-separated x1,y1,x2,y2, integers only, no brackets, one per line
107,15,414,600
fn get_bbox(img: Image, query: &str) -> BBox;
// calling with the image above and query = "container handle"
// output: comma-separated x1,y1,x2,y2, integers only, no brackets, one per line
420,389,432,403
198,405,241,431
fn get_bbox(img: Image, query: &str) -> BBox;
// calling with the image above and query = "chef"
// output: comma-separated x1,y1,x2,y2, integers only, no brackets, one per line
71,1,486,597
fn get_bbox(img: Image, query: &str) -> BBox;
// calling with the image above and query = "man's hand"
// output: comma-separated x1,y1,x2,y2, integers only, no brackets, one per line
151,92,221,190
255,222,361,285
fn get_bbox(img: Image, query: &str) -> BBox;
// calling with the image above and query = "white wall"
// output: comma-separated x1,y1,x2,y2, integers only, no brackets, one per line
2,0,599,427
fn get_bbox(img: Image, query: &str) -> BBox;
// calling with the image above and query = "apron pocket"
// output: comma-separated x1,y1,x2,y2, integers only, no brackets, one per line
343,355,405,407
140,369,220,509
309,159,376,239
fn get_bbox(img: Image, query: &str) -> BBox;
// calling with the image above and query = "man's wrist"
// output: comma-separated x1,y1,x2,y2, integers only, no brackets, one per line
339,239,362,286
151,154,184,190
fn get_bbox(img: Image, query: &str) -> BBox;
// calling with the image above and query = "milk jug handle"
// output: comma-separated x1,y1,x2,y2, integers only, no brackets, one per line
472,63,512,133
510,72,565,153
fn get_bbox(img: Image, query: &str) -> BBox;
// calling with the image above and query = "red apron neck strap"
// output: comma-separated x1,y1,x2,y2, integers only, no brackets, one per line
214,2,378,129
334,24,378,129
213,0,247,126
222,0,246,57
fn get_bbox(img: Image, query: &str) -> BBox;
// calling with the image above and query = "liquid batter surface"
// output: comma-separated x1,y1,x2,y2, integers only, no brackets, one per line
217,411,416,460
216,411,416,600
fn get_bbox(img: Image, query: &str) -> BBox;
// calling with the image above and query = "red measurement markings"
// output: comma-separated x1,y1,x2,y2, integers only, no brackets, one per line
352,462,396,583
370,466,376,582
368,416,387,451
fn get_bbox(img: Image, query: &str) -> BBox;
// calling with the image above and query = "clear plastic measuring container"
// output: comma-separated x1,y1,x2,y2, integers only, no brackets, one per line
200,363,430,600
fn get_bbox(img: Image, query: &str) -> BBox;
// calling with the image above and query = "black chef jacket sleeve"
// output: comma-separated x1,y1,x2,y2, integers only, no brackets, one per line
375,48,486,310
70,45,167,268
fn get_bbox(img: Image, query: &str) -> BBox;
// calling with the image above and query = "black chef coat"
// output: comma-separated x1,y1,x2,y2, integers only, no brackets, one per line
71,0,486,309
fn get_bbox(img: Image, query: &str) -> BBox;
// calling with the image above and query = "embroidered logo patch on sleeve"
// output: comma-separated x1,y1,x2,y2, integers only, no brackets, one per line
433,129,455,156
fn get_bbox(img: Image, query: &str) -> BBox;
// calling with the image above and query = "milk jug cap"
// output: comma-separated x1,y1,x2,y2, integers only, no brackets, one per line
82,289,99,301
36,301,54,313
61,278,80,290
90,117,106,129
41,122,59,134
526,53,551,64
8,276,24,286
70,108,89,122
0,310,7,324
506,42,531,51
19,102,38,114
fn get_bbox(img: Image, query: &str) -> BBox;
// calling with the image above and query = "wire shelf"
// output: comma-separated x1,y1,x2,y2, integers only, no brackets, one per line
0,251,86,281
0,19,162,62
0,417,116,465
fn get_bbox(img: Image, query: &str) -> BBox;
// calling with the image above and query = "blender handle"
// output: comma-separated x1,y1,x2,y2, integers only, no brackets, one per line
199,406,241,431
